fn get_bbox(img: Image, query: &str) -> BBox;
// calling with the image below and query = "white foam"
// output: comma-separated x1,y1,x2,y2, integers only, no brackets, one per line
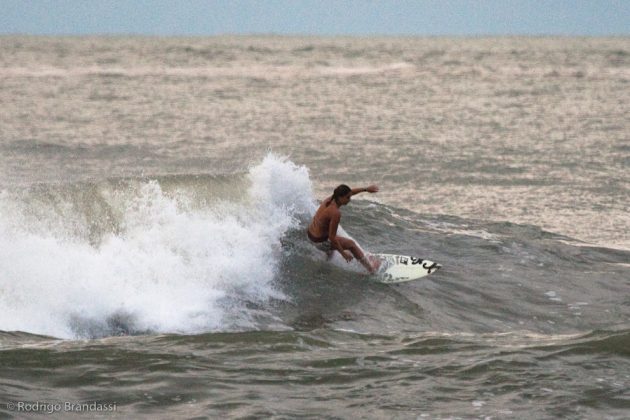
0,153,311,339
319,62,414,76
544,291,562,302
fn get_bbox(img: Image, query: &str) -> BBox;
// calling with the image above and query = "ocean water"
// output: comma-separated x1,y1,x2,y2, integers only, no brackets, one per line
0,36,629,419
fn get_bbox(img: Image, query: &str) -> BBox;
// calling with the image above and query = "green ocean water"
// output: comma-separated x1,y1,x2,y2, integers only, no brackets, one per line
1,36,629,419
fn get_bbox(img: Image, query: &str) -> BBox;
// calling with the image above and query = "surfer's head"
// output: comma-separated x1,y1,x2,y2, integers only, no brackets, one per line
328,184,352,207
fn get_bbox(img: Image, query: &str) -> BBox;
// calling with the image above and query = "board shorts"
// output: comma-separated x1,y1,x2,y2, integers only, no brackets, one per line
307,230,332,253
313,240,333,253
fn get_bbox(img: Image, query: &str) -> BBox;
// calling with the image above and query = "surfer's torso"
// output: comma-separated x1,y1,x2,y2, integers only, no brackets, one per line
307,197,338,242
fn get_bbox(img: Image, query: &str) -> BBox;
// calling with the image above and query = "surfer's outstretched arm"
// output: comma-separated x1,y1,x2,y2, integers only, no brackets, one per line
350,185,379,196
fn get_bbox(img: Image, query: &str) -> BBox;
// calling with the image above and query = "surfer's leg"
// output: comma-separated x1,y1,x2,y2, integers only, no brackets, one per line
336,237,376,273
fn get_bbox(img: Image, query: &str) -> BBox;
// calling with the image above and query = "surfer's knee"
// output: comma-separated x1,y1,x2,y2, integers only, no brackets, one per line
338,237,363,258
346,238,359,250
338,236,353,249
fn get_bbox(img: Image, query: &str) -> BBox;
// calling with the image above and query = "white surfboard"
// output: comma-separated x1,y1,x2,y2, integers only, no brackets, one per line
370,253,441,283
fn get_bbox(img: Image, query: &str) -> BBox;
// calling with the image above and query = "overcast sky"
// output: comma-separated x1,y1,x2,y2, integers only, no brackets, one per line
1,0,629,36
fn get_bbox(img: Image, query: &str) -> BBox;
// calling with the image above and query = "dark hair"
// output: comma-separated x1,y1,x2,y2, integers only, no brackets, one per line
326,184,351,207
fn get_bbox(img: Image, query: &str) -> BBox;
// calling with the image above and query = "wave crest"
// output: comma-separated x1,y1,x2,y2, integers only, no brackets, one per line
0,154,312,339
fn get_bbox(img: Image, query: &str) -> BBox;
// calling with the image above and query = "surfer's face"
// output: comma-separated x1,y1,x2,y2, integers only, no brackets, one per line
340,193,352,206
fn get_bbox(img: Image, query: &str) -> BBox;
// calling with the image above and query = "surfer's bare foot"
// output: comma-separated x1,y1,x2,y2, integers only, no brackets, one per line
373,260,381,272
360,255,381,274
368,255,381,273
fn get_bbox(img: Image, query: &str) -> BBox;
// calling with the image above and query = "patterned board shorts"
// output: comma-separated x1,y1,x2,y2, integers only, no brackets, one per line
307,230,333,253
313,240,333,253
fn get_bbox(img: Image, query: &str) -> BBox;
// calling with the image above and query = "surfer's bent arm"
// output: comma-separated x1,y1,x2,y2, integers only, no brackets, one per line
328,213,349,257
351,185,379,196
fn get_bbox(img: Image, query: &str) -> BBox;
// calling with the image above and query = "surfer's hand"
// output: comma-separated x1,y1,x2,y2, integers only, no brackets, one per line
342,251,353,262
366,185,379,193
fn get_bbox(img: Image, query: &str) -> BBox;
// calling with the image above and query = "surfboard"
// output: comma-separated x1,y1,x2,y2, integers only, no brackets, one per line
370,253,441,283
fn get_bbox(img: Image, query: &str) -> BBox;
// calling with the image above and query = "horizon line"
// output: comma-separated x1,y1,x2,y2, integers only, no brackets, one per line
2,32,629,38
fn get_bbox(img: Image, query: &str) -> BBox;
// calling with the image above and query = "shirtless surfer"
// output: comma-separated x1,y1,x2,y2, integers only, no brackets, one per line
307,184,380,273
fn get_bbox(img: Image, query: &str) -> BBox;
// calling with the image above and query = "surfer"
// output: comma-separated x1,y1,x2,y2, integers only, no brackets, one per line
307,184,380,273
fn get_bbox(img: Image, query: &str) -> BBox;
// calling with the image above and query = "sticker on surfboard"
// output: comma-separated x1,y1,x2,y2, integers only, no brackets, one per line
370,253,441,283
